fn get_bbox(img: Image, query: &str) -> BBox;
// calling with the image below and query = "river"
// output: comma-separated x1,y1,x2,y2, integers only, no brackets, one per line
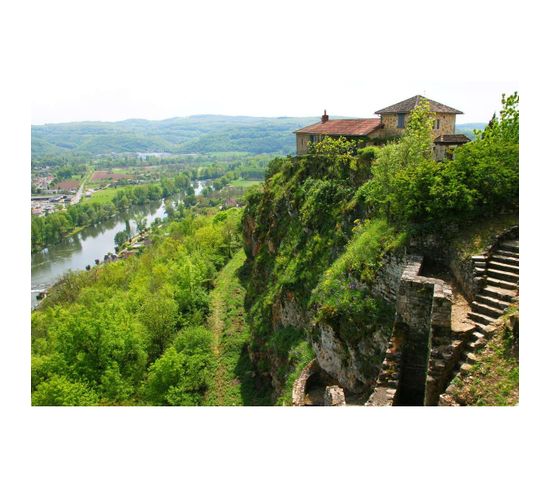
31,180,207,308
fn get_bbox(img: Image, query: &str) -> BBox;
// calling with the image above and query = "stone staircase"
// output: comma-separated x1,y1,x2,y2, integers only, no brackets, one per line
456,239,519,374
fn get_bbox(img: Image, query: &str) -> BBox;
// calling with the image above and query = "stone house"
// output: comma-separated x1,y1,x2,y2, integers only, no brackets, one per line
294,95,470,160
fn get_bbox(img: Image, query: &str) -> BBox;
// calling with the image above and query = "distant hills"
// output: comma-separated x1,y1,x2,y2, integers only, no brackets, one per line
455,123,486,140
31,115,486,158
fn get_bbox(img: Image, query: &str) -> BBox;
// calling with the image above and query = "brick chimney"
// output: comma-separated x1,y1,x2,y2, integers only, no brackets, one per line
321,109,329,123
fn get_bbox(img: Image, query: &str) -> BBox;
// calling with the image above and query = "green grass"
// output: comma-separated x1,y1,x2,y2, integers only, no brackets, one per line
228,179,263,188
450,312,519,406
452,213,518,259
205,249,271,406
85,187,120,204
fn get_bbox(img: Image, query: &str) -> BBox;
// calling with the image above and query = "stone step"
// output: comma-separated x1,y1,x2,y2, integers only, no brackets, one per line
459,362,473,374
483,285,516,301
486,277,518,290
487,267,519,283
472,301,503,319
494,249,519,258
499,240,519,253
468,311,495,326
488,260,519,273
472,331,485,341
467,336,487,350
491,253,519,266
476,323,498,338
465,352,478,364
475,293,511,310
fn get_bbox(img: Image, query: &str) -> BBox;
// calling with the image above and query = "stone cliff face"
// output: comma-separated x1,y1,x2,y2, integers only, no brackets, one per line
243,192,407,397
310,250,408,392
311,319,390,392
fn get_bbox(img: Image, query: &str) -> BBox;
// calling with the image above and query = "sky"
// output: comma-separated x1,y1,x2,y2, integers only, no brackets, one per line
29,0,519,126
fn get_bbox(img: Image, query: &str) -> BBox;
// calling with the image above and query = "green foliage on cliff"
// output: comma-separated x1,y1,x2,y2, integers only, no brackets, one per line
243,138,402,400
312,219,405,344
242,94,519,402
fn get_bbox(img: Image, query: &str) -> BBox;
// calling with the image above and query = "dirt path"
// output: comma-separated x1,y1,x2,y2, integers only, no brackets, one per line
206,250,247,405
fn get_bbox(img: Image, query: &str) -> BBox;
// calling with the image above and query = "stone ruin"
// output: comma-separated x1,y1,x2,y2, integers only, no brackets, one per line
324,386,346,406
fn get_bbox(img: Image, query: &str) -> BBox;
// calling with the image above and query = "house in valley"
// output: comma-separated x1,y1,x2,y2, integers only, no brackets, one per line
294,95,470,160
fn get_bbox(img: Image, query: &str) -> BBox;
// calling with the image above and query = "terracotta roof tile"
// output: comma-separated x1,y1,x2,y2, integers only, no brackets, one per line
294,118,381,136
375,95,463,115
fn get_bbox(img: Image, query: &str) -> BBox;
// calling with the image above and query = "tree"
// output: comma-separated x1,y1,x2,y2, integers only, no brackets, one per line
32,375,99,406
138,288,179,359
134,212,147,233
115,229,130,247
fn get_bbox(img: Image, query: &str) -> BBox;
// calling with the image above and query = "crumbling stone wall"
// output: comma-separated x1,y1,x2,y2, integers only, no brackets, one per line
394,256,452,405
291,359,320,406
324,386,346,406
367,256,453,406
371,249,409,303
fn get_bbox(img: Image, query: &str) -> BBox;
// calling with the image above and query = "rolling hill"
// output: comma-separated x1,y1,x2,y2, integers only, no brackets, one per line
31,115,485,158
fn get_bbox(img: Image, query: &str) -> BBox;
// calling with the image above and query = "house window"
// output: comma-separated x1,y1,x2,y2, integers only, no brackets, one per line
397,113,406,129
436,119,440,130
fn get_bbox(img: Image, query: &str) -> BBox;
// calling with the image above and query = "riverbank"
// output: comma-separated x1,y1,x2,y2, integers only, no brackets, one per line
31,198,169,308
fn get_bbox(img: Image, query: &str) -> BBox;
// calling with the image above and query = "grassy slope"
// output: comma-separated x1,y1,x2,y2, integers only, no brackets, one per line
205,249,271,406
450,310,519,406
451,213,519,259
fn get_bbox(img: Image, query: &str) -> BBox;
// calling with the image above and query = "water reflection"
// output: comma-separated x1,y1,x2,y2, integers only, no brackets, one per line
31,181,207,308
31,199,168,308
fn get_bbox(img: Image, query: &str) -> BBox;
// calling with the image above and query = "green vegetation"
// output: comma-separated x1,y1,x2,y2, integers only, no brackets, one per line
31,96,518,406
312,219,405,345
31,114,483,160
32,202,117,252
204,250,271,405
357,94,519,231
450,213,519,259
228,179,262,188
31,174,194,253
243,137,387,400
32,207,244,406
31,115,322,160
449,309,519,406
85,187,120,204
242,94,519,402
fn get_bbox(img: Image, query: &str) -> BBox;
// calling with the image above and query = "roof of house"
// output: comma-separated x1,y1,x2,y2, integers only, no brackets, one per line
294,118,382,136
433,134,471,144
375,95,463,115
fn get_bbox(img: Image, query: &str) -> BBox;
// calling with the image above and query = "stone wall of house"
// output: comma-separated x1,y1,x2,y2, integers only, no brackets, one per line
434,113,456,138
370,113,457,140
296,133,310,155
